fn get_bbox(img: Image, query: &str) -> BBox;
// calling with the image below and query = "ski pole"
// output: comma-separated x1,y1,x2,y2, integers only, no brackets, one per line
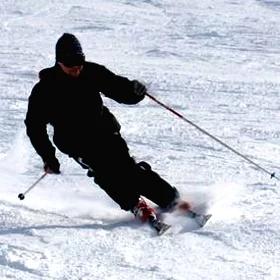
18,172,48,200
146,92,279,181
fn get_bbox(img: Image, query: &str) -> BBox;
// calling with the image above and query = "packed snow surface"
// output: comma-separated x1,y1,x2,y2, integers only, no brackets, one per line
0,0,280,279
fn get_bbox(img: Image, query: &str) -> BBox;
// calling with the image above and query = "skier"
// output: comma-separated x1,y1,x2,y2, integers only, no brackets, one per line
25,33,192,232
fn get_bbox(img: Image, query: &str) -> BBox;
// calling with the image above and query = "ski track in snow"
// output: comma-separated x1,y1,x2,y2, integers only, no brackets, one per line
0,0,280,279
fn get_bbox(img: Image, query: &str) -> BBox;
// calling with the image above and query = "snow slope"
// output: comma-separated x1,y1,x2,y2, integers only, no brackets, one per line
0,0,280,279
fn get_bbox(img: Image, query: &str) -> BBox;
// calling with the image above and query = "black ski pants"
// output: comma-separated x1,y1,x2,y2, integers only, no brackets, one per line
73,132,178,211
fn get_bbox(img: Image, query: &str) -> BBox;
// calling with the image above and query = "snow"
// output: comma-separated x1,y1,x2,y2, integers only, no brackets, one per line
0,0,280,279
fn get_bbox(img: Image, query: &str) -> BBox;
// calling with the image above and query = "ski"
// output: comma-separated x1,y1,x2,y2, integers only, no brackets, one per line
145,211,211,235
187,211,212,227
149,217,171,235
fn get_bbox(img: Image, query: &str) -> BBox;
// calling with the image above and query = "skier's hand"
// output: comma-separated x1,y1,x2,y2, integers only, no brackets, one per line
133,80,146,100
44,157,60,174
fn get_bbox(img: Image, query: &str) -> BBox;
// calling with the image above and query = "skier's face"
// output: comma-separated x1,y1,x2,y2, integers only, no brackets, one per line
58,63,83,78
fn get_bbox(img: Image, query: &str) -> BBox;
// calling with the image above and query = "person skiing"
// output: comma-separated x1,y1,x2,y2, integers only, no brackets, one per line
25,33,193,232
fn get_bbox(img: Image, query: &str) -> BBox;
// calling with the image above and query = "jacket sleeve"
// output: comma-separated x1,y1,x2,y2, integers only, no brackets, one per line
97,66,144,104
24,82,57,163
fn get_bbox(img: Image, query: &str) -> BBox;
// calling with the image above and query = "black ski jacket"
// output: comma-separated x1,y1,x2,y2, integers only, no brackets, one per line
25,62,143,162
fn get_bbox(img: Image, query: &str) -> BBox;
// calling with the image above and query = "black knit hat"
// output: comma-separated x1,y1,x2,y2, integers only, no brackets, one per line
56,33,85,66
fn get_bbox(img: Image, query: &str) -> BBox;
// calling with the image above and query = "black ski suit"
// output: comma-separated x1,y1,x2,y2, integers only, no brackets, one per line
25,62,178,211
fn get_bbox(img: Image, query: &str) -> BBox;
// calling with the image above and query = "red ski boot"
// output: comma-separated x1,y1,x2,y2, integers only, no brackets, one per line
133,198,171,235
133,198,157,223
173,199,212,228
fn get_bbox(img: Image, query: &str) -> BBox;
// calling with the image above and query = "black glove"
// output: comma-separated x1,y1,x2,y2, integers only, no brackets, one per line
44,157,60,174
132,80,146,101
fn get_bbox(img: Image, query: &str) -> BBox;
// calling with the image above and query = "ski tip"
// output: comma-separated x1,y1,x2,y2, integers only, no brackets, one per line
157,224,172,236
196,214,212,228
150,219,172,236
